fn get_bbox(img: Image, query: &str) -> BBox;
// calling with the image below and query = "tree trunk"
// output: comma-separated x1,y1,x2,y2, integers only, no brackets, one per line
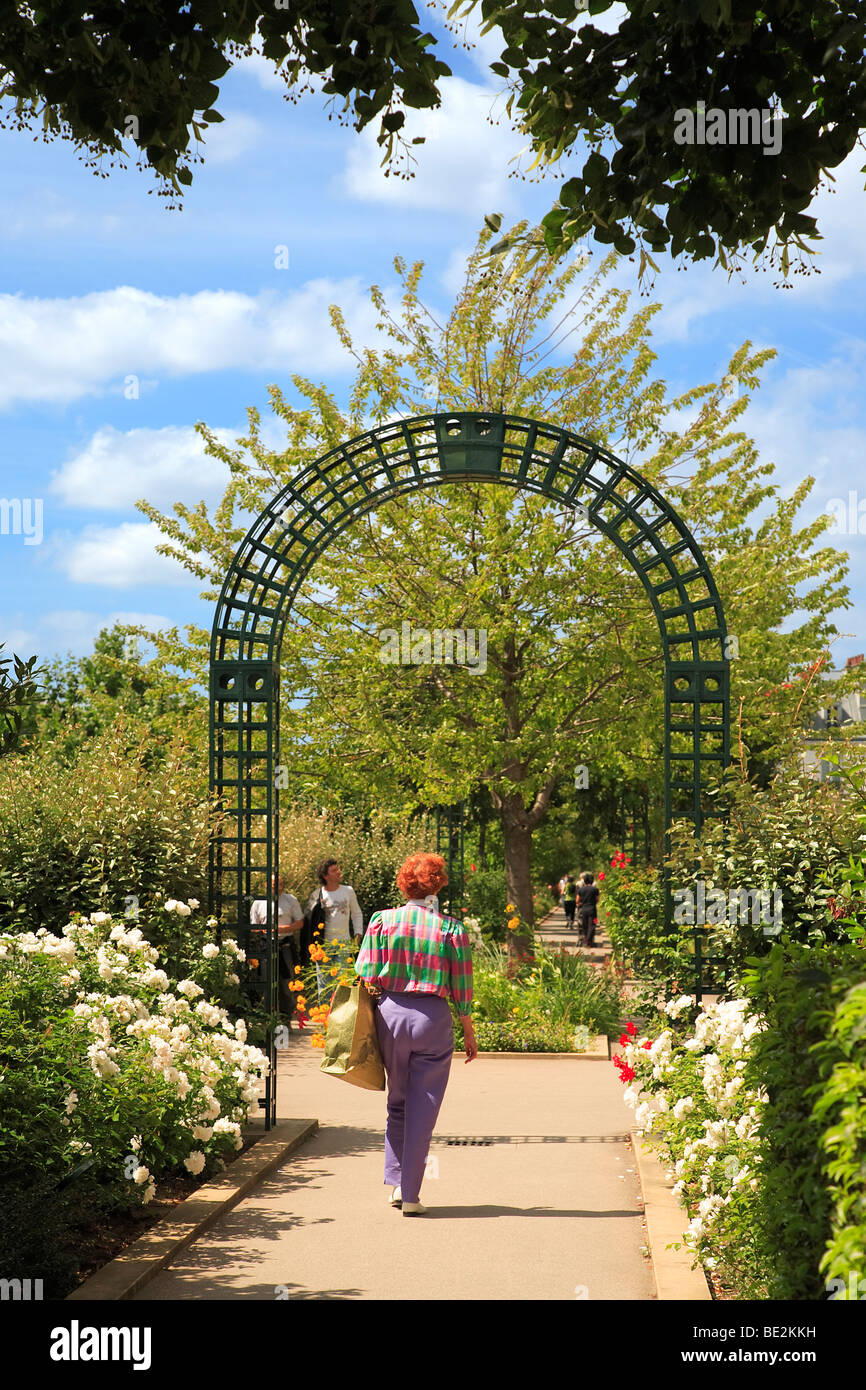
500,793,534,967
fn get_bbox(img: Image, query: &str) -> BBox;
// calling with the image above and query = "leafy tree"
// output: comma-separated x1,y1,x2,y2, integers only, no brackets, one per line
0,644,42,756
3,1,863,273
0,0,448,202
20,624,204,760
463,0,866,277
139,223,848,925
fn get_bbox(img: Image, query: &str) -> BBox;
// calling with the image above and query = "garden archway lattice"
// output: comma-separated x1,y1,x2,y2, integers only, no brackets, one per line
208,412,731,1125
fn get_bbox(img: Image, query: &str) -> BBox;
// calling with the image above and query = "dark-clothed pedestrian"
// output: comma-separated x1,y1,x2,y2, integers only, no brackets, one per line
576,872,600,946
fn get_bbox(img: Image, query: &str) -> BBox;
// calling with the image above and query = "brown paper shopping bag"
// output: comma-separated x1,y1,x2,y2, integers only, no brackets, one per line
320,979,386,1090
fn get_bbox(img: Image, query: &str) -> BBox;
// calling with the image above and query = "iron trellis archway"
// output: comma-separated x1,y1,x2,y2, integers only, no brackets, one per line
208,411,731,1125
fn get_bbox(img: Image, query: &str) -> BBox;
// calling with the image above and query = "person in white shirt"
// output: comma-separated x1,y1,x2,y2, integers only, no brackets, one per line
308,858,364,944
250,874,303,1019
308,859,363,997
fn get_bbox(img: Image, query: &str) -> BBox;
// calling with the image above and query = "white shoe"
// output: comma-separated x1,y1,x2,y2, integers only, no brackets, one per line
402,1201,428,1216
389,1186,402,1207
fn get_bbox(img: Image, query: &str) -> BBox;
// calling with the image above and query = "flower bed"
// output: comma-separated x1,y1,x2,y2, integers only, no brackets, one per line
615,997,769,1298
471,1020,594,1053
0,903,268,1296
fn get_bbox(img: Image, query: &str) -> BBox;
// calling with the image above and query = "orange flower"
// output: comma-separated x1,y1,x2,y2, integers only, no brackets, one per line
329,967,339,976
297,997,307,1009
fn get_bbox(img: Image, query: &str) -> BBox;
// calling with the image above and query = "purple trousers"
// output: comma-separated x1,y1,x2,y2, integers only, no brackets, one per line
374,991,454,1204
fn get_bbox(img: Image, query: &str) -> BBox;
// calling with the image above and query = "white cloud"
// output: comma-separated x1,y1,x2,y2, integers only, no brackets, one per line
51,424,235,511
5,609,174,661
199,111,268,166
0,279,382,410
643,147,866,344
740,352,866,500
341,75,530,214
56,522,201,588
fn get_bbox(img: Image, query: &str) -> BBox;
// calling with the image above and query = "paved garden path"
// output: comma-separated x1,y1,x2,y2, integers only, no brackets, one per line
131,910,654,1302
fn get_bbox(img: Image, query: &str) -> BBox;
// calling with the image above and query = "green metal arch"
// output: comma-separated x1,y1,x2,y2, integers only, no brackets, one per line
208,411,731,1123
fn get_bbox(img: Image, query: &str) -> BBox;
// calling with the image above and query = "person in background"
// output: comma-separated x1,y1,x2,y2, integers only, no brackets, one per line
250,874,304,1019
562,874,578,929
355,852,476,1216
576,871,600,947
308,858,364,995
309,858,364,944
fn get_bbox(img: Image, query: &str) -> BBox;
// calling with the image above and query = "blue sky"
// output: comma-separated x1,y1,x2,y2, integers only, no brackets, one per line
1,3,865,670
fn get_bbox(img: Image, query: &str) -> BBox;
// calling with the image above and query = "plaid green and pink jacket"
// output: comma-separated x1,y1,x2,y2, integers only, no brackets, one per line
354,901,473,1018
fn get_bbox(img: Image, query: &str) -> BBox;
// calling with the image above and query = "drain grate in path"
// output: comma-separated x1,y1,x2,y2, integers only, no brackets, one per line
434,1134,631,1146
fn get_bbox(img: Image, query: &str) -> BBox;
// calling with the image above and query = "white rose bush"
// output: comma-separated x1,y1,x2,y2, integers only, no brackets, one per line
615,995,771,1298
0,900,267,1239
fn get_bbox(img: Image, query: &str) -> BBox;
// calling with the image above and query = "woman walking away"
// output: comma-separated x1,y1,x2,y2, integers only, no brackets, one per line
576,872,600,946
354,852,477,1216
562,875,578,929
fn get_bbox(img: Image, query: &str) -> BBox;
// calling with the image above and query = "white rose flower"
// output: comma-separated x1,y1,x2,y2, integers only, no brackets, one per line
175,903,192,918
193,1125,214,1142
184,1150,206,1175
177,979,204,998
202,943,220,959
64,1090,79,1114
188,899,200,910
133,1165,151,1185
141,968,170,990
91,912,112,926
141,1180,157,1205
164,899,179,912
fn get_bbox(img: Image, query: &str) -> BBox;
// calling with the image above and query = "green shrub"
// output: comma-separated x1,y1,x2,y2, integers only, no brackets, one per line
667,764,866,980
463,939,625,1037
0,718,212,936
618,997,769,1298
276,804,433,919
814,979,866,1299
469,1019,582,1052
461,865,510,936
0,904,267,1294
740,937,866,1300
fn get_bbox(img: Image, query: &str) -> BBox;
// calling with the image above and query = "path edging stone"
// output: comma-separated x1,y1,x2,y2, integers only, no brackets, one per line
66,1118,318,1302
631,1130,711,1301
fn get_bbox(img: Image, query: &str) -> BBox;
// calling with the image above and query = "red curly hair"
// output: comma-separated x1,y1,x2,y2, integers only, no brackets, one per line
396,852,448,900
